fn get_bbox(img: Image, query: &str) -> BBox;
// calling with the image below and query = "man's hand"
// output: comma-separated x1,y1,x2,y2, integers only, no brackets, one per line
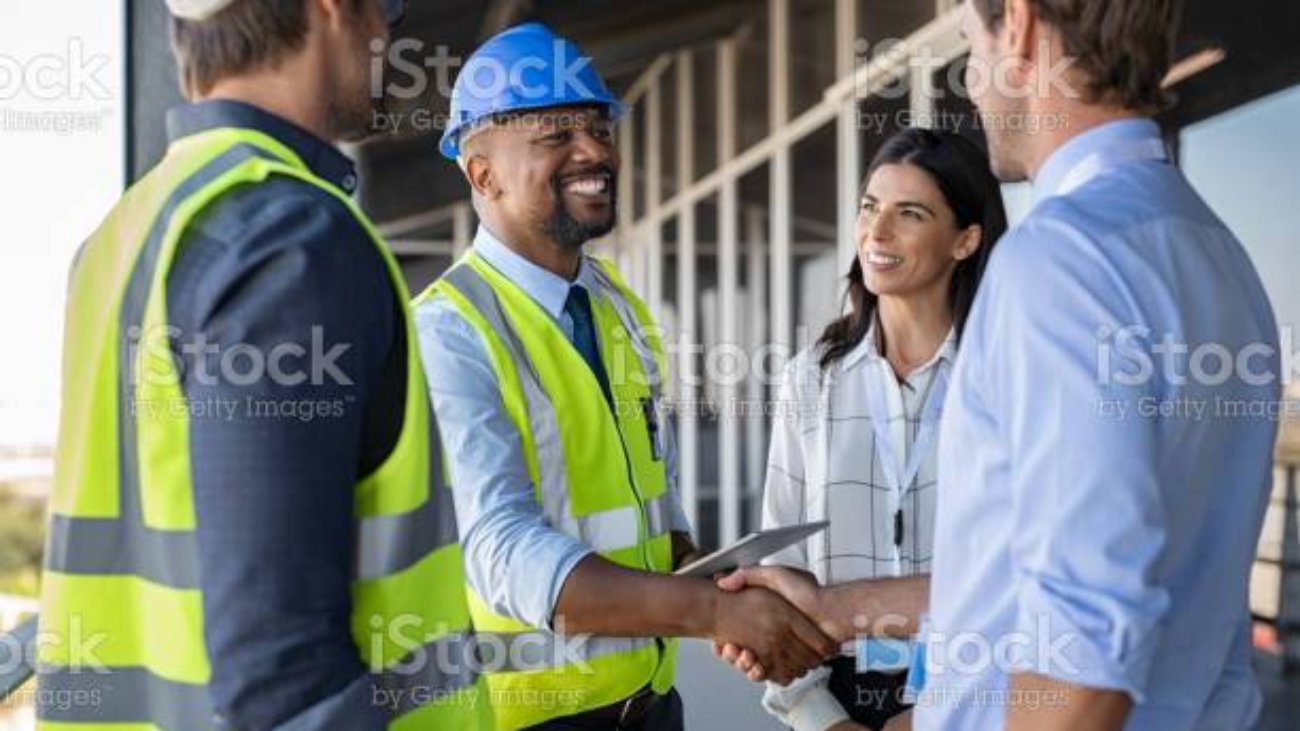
710,566,843,682
715,567,928,680
828,722,871,731
709,585,837,685
717,566,843,637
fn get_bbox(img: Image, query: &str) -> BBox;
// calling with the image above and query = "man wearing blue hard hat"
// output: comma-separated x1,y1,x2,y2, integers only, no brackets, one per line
415,21,837,731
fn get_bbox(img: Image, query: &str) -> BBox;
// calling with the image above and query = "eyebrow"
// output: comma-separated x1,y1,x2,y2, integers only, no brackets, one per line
861,195,937,217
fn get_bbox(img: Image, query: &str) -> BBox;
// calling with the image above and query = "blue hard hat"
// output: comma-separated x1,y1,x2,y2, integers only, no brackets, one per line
439,22,625,160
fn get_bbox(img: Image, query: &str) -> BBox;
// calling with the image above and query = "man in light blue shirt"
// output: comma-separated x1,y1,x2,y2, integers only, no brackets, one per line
692,1,1281,726
418,226,693,629
414,22,837,730
918,1,1282,729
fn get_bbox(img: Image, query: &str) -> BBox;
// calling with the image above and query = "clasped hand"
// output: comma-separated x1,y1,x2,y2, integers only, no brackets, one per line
709,565,842,684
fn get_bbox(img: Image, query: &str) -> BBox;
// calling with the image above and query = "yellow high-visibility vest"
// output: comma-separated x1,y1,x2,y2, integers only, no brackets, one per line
420,252,678,730
39,125,492,730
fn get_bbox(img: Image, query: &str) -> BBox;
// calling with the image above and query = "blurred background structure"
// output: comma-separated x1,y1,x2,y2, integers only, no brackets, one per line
3,0,1300,728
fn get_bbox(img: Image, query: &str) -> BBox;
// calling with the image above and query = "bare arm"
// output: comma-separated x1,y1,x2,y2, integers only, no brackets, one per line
1004,673,1132,731
813,574,929,641
718,566,928,642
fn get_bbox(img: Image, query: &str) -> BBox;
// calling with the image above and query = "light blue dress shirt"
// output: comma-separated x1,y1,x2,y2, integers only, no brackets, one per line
414,226,690,630
917,119,1281,730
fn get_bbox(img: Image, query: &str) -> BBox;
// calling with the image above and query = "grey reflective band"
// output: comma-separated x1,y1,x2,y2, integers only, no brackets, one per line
575,493,674,553
641,492,674,540
354,488,461,580
38,665,213,729
44,514,200,589
441,263,576,540
473,631,653,674
37,632,480,727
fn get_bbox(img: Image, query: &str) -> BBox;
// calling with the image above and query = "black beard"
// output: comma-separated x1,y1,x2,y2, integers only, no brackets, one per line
542,165,617,250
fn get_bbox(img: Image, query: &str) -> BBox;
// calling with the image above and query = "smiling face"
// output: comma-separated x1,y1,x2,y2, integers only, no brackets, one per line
466,105,619,250
857,163,980,300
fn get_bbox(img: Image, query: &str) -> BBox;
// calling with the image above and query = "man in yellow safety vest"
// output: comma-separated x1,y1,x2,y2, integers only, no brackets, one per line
415,22,837,731
38,0,490,728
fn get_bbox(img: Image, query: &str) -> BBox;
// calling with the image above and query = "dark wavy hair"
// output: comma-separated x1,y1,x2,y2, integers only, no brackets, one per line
817,128,1008,373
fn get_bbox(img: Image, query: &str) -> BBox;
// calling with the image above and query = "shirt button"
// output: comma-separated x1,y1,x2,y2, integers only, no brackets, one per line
342,173,357,192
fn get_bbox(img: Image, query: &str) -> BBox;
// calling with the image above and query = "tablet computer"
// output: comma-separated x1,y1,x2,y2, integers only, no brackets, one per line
673,521,829,578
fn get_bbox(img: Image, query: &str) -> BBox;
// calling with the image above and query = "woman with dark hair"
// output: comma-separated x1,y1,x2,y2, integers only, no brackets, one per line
758,128,1007,731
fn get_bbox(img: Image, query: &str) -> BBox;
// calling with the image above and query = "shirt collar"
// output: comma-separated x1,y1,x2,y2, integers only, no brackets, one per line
471,225,597,320
841,313,957,374
166,99,359,195
1031,118,1162,204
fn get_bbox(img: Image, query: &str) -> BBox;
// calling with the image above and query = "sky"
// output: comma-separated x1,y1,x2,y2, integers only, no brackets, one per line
1181,84,1300,342
0,5,1296,449
0,3,123,449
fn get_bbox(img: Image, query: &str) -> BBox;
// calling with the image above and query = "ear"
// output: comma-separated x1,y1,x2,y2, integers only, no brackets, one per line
464,155,499,200
1002,0,1036,68
312,0,346,31
953,224,983,262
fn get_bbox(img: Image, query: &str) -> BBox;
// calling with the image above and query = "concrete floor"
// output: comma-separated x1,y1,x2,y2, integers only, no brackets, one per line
676,641,1300,730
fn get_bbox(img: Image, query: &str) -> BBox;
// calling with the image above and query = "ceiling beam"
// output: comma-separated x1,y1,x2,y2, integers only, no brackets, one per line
479,0,535,40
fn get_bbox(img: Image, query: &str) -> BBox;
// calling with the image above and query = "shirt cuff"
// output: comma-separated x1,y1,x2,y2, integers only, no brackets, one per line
1014,577,1162,702
785,684,852,731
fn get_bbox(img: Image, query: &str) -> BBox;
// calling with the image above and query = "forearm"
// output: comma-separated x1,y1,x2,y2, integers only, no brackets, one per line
1004,672,1131,731
552,554,720,637
819,575,928,642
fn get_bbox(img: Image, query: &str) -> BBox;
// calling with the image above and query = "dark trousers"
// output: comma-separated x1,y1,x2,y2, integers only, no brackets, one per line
525,689,684,731
824,657,912,731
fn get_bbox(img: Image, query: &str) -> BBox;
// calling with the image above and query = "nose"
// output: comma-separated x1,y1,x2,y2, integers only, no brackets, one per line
570,128,613,167
866,209,893,243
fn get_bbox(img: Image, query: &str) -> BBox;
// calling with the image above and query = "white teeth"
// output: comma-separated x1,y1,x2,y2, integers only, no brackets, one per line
563,176,609,195
868,252,903,266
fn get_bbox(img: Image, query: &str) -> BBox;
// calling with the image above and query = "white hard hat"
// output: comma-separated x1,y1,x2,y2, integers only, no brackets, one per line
165,0,241,21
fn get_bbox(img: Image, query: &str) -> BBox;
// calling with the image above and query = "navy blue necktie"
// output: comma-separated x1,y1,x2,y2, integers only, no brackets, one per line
563,286,614,408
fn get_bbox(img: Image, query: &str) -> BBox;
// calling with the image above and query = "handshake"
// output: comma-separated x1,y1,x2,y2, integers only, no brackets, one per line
705,566,849,685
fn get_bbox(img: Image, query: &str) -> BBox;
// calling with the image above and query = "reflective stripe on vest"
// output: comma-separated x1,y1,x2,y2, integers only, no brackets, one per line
37,631,480,726
39,128,489,730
